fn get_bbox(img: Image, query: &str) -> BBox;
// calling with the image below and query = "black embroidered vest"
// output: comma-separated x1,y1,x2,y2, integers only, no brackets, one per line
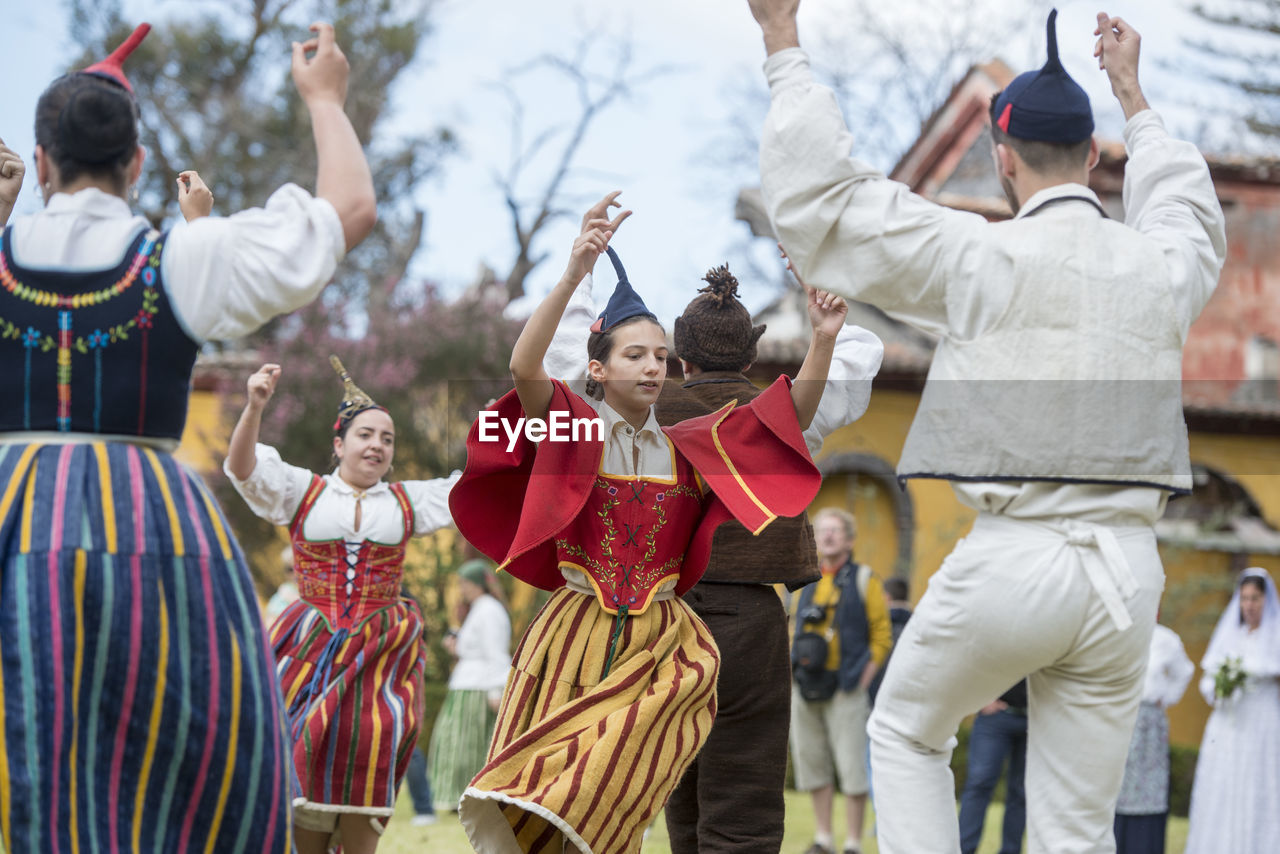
0,226,199,440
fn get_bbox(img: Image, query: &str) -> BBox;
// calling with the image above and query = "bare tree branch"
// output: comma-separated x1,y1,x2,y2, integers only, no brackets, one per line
492,31,680,301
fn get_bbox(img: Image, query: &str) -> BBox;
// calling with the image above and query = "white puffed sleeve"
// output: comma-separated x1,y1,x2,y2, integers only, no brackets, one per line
802,324,884,456
162,184,346,342
222,443,315,526
401,471,463,535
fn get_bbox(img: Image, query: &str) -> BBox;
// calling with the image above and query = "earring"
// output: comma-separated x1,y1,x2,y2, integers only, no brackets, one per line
129,184,140,203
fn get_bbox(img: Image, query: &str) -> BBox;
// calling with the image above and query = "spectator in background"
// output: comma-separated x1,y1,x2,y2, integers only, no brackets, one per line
957,681,1028,854
264,544,299,624
1114,620,1194,854
427,559,511,814
1184,568,1280,854
789,508,892,854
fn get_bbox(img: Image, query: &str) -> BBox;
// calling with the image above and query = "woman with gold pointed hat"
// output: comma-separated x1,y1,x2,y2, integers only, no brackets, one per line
225,357,461,854
0,19,377,854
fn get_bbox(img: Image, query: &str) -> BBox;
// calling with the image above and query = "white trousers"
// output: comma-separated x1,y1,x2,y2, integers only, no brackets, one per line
868,513,1162,854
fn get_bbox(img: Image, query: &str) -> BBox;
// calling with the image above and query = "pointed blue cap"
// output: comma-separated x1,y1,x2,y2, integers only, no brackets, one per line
590,247,655,333
991,9,1094,143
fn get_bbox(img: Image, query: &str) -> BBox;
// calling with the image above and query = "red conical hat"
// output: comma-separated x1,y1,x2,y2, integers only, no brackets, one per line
82,23,151,93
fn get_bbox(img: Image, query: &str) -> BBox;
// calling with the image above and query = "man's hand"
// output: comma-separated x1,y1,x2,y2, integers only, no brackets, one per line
291,22,349,108
1094,12,1149,119
858,658,878,692
177,170,213,222
746,0,801,55
246,364,282,410
978,699,1009,716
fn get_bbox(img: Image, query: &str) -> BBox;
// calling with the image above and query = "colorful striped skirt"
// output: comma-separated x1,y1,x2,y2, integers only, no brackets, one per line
460,588,720,854
0,441,292,854
428,688,499,812
270,594,426,823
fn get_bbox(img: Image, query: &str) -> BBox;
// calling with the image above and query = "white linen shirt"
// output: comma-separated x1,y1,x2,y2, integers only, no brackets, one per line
758,48,1227,520
8,184,345,342
759,48,1224,344
224,443,459,542
448,594,512,696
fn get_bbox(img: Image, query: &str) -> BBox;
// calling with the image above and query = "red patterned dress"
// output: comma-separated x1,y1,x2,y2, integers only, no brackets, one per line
226,444,458,831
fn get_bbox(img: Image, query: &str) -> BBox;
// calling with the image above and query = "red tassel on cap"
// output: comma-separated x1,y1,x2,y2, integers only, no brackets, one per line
996,103,1013,134
82,23,151,93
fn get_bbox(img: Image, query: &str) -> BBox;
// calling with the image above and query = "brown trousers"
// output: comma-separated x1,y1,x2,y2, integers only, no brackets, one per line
665,582,792,854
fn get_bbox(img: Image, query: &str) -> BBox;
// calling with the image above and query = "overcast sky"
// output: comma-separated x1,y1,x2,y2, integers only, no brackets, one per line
1,0,1255,321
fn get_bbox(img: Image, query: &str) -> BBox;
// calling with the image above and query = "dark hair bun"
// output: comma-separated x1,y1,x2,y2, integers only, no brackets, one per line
57,83,137,164
697,265,740,306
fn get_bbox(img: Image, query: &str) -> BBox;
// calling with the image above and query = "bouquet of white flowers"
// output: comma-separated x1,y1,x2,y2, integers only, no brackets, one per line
1214,656,1247,701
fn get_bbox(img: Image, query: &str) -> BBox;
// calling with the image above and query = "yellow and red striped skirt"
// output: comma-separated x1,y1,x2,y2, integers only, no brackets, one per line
460,587,719,854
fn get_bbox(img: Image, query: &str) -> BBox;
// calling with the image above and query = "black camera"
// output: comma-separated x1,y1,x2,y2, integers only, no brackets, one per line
799,604,826,625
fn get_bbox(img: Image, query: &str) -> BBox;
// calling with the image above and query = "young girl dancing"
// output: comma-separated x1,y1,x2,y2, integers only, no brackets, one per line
449,200,847,853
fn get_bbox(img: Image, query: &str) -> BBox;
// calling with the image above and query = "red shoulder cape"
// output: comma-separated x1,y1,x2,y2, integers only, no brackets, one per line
448,377,821,594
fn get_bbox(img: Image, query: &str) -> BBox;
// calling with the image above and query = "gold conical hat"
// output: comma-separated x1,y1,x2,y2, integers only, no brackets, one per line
330,355,381,430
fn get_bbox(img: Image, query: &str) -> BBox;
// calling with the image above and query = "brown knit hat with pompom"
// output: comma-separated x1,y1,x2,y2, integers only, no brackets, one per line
673,264,766,371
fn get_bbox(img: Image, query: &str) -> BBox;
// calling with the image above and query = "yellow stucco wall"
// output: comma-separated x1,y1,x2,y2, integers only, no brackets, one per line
814,386,1280,748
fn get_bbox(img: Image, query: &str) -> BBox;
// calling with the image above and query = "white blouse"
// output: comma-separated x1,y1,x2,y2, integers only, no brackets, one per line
224,443,459,543
448,594,512,695
8,184,345,343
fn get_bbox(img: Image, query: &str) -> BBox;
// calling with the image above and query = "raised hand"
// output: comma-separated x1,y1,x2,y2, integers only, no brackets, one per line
291,22,350,108
0,139,25,226
806,281,848,340
564,220,614,286
0,139,24,205
579,190,632,235
745,0,802,54
246,364,282,409
1093,12,1148,118
177,170,213,222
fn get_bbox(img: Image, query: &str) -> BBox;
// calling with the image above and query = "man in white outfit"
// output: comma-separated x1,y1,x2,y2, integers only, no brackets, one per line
743,3,1226,853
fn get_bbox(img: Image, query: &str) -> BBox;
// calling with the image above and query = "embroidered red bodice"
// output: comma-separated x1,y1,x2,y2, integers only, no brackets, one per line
554,455,707,616
288,475,415,631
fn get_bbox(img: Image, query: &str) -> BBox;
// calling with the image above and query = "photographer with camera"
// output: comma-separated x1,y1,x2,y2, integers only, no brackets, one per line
790,507,892,854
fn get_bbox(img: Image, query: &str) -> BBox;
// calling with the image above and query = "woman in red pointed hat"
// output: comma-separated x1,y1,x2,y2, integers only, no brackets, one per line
0,20,377,854
448,196,848,853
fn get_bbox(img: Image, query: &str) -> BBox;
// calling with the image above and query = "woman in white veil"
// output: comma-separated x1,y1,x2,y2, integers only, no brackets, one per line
1184,567,1280,854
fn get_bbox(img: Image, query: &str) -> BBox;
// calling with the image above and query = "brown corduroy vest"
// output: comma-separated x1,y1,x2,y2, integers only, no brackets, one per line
655,373,819,589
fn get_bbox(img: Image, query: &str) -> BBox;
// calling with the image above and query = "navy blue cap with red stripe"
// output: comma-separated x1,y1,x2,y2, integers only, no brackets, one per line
991,9,1093,144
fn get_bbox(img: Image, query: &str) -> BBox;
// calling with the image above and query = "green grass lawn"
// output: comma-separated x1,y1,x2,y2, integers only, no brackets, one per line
379,791,1190,853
